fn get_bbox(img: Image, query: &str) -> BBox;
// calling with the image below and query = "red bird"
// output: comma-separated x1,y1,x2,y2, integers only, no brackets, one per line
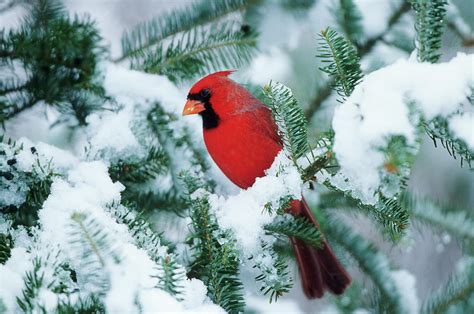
182,71,351,298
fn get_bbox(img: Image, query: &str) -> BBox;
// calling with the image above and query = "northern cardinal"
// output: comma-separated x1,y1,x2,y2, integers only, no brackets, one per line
182,71,351,298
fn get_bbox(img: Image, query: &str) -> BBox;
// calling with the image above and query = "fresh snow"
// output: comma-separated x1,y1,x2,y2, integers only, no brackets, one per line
0,61,225,312
208,151,302,256
449,112,474,150
354,0,402,38
391,270,419,314
330,53,474,204
0,248,32,311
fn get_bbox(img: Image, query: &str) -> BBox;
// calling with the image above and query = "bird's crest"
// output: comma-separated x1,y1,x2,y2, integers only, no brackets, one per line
207,70,236,78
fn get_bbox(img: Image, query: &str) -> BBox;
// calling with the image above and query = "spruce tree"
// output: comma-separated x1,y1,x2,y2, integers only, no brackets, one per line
0,0,472,313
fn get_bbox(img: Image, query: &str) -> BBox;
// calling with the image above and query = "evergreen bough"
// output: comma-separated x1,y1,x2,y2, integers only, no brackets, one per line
325,217,404,314
317,27,364,101
421,259,474,314
183,174,245,313
119,0,251,62
263,81,312,164
0,0,106,126
134,22,257,83
410,0,448,63
331,0,364,45
119,0,257,83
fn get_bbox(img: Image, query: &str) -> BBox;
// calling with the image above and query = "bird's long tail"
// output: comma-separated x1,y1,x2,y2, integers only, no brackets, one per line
289,199,351,298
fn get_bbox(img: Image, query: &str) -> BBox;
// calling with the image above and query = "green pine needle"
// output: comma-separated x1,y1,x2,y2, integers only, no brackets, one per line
56,295,105,313
120,0,251,62
0,233,12,264
253,242,293,303
407,198,474,242
326,217,404,314
109,147,169,184
421,259,474,314
134,22,257,82
0,0,106,125
410,0,448,63
263,81,312,164
321,184,410,241
69,212,121,294
184,178,245,313
107,204,185,297
265,214,323,248
423,118,473,169
16,257,47,313
317,27,363,101
331,0,364,44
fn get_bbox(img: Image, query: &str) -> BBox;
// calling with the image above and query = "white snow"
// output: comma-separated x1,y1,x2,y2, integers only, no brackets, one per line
85,108,143,160
391,270,419,314
0,248,32,312
449,112,474,150
208,151,302,255
331,53,474,204
103,63,185,115
245,47,292,86
355,0,402,38
0,135,221,312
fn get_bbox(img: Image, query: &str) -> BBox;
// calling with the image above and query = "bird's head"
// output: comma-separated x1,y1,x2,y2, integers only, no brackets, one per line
182,70,237,129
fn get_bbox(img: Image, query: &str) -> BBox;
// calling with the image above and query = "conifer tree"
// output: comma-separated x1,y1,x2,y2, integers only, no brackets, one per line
0,0,472,313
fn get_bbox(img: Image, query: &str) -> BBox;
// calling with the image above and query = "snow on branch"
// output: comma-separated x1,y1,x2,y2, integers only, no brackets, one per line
0,139,222,313
329,53,473,205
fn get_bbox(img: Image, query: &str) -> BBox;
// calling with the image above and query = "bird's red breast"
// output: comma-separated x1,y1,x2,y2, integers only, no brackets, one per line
183,71,282,188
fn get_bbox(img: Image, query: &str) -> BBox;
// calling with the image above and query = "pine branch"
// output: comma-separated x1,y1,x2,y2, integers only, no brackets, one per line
133,22,257,83
118,0,251,62
147,102,215,191
321,184,410,241
1,139,57,227
25,0,66,28
357,1,411,56
407,198,474,242
306,1,410,118
410,0,448,63
56,295,105,314
107,204,186,297
423,118,473,169
262,81,312,164
109,147,169,184
16,257,47,313
317,27,363,102
68,212,120,295
123,190,188,214
279,0,316,14
421,260,474,314
264,214,323,248
331,0,364,44
183,176,245,313
0,233,12,264
155,255,186,298
325,217,404,314
1,0,106,125
253,242,293,303
16,253,63,313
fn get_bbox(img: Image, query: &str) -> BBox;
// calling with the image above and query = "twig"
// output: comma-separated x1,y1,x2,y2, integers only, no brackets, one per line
306,1,411,118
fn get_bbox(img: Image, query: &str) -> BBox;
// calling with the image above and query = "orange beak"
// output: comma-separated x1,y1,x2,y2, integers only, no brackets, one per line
182,99,206,116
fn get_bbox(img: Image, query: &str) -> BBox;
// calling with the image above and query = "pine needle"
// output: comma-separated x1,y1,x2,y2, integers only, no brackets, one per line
317,27,363,101
410,0,448,63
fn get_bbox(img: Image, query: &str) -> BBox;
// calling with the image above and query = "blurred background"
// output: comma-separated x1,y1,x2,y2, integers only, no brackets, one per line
1,0,472,312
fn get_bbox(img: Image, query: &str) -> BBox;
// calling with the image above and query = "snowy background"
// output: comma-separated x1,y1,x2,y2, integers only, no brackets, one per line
1,0,473,313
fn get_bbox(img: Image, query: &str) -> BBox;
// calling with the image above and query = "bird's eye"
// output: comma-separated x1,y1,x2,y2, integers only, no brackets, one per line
199,89,210,98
